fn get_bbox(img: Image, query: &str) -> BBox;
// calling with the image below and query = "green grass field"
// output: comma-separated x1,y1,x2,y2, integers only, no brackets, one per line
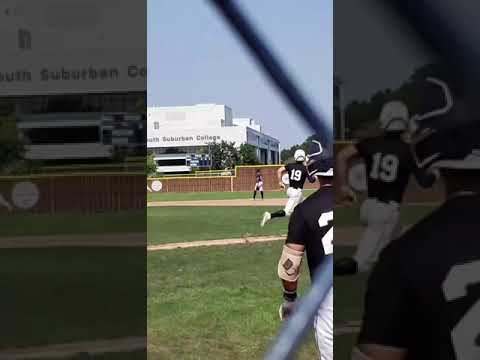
2,189,435,359
148,189,315,202
148,206,289,245
0,212,145,358
147,203,435,245
0,248,145,351
0,212,145,236
148,199,436,359
148,242,318,359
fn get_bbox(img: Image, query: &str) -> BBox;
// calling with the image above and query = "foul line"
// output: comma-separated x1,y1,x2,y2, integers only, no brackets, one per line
148,235,286,251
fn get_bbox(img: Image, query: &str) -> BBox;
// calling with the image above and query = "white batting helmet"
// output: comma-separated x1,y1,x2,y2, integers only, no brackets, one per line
294,149,306,162
379,100,409,131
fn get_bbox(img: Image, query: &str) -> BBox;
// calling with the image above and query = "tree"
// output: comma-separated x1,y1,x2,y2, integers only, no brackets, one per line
208,141,240,170
342,63,444,138
146,151,157,176
238,144,258,165
280,134,324,163
0,116,25,173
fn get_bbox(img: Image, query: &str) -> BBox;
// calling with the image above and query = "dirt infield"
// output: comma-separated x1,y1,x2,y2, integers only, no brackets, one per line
148,235,287,251
148,198,285,207
0,336,145,359
0,227,361,250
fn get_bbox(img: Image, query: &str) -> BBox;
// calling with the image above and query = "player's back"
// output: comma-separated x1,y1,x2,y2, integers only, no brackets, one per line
285,162,309,189
364,194,480,359
356,134,415,203
290,185,333,279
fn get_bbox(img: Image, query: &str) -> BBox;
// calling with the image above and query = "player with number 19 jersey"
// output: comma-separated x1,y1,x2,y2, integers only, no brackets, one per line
356,133,420,204
285,162,309,190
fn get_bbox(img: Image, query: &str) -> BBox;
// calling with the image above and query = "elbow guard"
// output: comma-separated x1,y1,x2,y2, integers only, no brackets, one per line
278,245,304,282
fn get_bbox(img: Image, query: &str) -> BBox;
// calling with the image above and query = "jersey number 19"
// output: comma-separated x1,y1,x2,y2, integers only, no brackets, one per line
290,169,302,181
370,152,399,182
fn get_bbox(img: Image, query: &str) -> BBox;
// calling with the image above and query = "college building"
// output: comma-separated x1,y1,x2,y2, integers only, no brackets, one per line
147,104,280,173
1,0,146,161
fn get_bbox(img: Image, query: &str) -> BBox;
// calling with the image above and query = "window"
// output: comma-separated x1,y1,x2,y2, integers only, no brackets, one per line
23,126,100,144
18,29,32,50
156,158,186,166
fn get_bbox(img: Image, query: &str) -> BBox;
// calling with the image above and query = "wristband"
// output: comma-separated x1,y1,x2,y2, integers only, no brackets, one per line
283,290,297,302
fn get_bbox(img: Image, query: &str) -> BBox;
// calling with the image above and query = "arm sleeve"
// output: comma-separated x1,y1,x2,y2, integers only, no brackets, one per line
285,207,307,246
357,245,412,348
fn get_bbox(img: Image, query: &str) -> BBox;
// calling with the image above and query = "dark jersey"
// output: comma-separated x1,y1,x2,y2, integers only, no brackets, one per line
256,174,263,183
356,134,419,203
285,162,309,189
358,194,480,359
286,185,333,279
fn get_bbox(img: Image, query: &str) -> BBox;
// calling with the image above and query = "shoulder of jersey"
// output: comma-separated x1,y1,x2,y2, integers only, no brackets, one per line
297,188,331,212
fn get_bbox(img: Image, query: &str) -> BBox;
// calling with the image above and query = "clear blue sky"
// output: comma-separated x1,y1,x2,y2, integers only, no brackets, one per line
147,0,332,149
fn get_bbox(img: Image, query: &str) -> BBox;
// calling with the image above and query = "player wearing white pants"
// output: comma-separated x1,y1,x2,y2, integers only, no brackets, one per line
253,170,264,200
261,149,311,227
277,151,334,360
314,286,333,360
284,187,304,215
334,100,437,276
353,198,402,272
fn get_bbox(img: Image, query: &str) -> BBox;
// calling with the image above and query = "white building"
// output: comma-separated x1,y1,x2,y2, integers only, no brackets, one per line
0,0,146,161
148,104,280,173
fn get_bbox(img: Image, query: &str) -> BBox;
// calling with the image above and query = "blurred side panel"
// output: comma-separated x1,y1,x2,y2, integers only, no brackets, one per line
0,1,146,358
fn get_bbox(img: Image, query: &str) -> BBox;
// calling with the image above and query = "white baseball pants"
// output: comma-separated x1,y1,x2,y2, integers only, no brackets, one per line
353,198,402,273
284,187,304,216
314,286,333,360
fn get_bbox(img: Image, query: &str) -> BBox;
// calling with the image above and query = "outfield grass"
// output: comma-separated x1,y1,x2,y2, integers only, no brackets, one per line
0,248,145,349
148,204,435,245
148,206,289,245
0,212,145,236
148,241,319,359
148,189,315,202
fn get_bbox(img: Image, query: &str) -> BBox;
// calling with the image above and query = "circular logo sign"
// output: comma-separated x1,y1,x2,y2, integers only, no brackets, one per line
348,163,367,192
12,181,40,209
151,180,163,192
281,173,290,185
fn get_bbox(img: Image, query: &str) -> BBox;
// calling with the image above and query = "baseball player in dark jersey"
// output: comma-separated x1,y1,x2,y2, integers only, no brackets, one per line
253,169,264,200
261,149,314,226
334,100,437,276
353,78,480,360
277,153,333,360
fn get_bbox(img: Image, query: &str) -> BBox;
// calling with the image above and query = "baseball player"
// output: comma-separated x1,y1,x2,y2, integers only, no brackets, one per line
334,100,438,276
277,153,333,360
260,149,313,226
252,169,264,200
353,78,480,360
